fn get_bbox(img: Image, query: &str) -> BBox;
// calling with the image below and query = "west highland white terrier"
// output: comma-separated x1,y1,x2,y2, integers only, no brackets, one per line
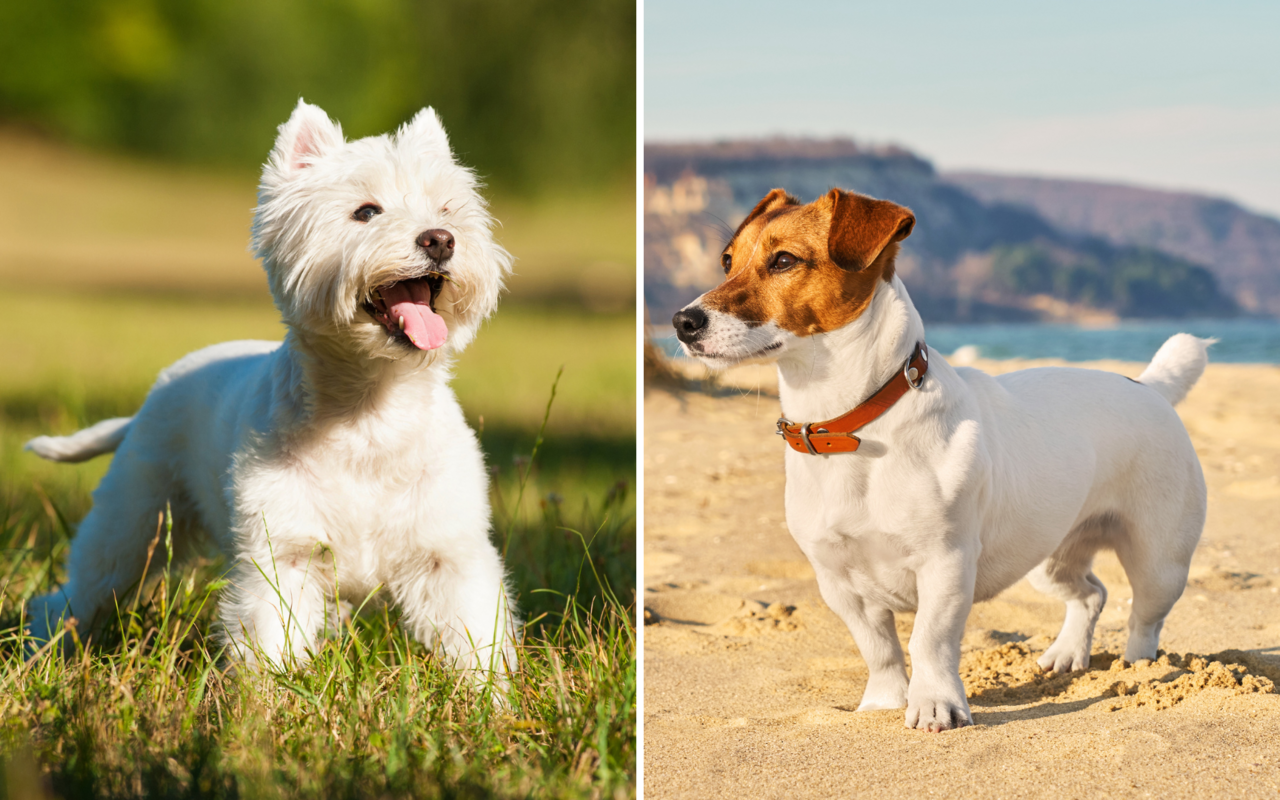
25,100,517,679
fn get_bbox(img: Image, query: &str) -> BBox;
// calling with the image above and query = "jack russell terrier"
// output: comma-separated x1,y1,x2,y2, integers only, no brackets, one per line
673,188,1209,731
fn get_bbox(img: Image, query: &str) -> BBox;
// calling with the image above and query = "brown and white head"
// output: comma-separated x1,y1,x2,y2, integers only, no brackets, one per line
672,188,915,367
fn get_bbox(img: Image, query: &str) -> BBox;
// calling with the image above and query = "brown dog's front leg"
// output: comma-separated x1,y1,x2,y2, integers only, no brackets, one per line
813,566,909,711
905,554,976,732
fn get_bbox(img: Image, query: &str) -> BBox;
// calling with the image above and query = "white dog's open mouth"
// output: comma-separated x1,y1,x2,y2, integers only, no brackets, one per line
364,272,449,350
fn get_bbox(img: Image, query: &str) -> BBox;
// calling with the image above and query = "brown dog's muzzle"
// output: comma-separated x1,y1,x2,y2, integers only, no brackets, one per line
672,306,709,345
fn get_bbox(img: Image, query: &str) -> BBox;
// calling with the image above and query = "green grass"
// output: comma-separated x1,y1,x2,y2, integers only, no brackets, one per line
0,290,636,798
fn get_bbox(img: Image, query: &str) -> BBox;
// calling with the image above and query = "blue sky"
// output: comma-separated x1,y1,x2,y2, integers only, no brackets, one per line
645,0,1280,216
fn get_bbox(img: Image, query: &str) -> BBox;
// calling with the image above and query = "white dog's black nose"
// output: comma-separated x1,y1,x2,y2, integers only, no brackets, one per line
672,306,708,344
417,229,455,262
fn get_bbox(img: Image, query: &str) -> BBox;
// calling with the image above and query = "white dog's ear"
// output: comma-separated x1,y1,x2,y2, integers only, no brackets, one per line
270,99,344,173
397,107,453,159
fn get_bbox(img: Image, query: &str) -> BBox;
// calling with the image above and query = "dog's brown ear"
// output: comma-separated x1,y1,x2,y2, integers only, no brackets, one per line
826,189,915,271
732,188,801,240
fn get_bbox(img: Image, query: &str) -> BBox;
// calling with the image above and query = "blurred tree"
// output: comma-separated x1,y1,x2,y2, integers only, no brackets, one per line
0,0,635,195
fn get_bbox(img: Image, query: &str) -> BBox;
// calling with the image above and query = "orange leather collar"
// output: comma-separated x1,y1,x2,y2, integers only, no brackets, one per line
777,341,929,455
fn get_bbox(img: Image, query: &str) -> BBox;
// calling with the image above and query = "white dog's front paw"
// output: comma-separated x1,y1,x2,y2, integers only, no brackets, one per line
25,589,74,655
857,675,908,711
905,681,972,732
1037,642,1091,673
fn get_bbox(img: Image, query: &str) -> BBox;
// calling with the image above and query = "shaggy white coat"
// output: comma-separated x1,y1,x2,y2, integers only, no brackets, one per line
680,276,1209,731
26,101,517,679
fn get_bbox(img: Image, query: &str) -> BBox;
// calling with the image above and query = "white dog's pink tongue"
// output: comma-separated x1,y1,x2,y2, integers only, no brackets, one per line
383,280,447,350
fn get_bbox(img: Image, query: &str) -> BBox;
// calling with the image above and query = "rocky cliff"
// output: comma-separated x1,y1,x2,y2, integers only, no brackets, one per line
646,139,1256,329
946,173,1280,316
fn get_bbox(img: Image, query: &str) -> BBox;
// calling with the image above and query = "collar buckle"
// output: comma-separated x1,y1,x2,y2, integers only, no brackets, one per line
798,423,819,455
777,417,820,454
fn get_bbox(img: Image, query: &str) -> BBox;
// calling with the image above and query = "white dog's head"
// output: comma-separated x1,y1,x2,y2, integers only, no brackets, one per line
253,100,511,361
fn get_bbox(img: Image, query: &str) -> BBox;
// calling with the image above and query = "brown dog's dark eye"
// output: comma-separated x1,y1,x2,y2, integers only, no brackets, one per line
721,252,732,274
770,252,798,272
353,203,383,223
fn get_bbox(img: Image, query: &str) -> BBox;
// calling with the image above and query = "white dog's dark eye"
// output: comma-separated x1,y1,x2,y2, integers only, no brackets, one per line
353,203,383,223
771,252,798,271
721,253,732,274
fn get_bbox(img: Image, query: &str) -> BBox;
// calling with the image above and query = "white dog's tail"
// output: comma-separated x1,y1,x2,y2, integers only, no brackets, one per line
1137,334,1214,407
25,416,134,463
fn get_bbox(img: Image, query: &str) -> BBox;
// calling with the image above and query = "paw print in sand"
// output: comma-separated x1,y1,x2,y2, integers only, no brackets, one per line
714,601,801,636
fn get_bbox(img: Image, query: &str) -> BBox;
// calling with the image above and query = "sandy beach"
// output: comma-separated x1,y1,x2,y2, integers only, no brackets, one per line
643,355,1280,798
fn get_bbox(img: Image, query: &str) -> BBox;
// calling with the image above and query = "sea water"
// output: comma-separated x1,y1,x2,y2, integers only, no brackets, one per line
657,318,1280,364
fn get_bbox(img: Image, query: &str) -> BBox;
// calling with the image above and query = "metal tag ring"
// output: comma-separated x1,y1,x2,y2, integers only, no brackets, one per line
904,362,924,390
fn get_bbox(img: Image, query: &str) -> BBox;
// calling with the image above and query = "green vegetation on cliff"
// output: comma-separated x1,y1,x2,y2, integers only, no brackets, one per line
990,243,1236,318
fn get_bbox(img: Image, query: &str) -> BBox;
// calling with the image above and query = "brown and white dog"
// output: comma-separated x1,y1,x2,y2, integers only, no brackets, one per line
673,188,1209,731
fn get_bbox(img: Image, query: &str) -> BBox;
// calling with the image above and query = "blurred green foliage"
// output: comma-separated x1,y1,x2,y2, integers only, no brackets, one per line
990,242,1237,318
0,0,635,195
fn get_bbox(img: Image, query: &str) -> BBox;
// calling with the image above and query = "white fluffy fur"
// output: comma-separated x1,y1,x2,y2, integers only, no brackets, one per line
680,276,1209,731
25,100,517,679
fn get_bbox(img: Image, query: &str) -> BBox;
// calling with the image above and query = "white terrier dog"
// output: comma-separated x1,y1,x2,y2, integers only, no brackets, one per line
674,188,1208,731
25,100,517,678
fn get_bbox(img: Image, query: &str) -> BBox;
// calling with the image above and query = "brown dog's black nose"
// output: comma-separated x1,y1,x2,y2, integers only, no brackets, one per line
672,306,708,344
416,229,455,262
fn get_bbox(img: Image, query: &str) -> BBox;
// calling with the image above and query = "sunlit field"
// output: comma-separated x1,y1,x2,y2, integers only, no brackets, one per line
0,134,636,798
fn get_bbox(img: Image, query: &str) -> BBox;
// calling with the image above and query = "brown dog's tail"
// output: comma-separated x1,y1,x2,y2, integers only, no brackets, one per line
25,416,133,463
1138,334,1214,407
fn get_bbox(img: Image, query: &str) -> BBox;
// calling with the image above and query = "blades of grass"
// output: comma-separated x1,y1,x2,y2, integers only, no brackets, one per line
31,483,67,592
161,566,221,666
130,513,164,619
158,500,175,624
181,643,223,736
0,540,31,606
595,684,613,784
2,404,636,797
1,621,70,695
502,365,563,559
275,676,323,709
32,484,71,541
247,515,317,670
